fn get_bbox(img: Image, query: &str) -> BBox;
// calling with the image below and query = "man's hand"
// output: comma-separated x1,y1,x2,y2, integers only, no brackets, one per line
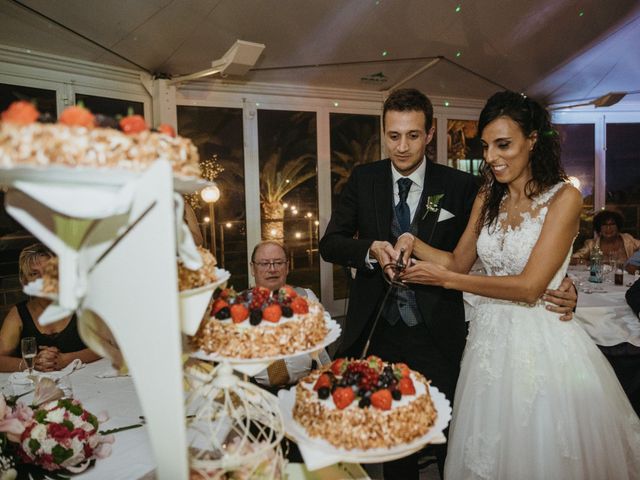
369,240,397,278
543,276,577,321
394,233,415,267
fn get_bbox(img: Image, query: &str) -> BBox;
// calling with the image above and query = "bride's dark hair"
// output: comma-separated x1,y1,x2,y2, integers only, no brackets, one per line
476,91,566,233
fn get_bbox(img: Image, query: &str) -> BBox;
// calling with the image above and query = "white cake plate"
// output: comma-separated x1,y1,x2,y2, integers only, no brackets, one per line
189,316,341,376
0,165,208,194
277,384,452,471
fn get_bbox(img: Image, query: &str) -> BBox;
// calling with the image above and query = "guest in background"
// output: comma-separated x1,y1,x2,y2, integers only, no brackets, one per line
625,250,640,274
572,209,640,264
626,276,640,317
250,240,330,389
0,243,100,372
597,278,640,417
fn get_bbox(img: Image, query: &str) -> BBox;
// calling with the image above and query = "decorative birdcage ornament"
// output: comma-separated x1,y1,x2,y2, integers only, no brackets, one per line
184,362,286,479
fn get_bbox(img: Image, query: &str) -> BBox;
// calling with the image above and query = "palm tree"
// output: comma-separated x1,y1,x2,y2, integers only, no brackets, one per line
330,118,380,198
260,149,316,241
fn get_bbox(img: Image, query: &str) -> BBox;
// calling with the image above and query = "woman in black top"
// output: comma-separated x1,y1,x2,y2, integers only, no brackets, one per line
0,243,100,372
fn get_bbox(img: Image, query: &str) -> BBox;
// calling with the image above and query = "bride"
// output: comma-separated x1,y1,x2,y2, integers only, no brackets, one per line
396,91,640,479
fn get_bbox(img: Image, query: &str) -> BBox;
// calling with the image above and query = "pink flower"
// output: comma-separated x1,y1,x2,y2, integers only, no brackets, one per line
0,394,27,443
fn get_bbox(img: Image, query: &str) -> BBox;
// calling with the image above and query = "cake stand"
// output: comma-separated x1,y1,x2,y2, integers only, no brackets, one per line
2,161,204,479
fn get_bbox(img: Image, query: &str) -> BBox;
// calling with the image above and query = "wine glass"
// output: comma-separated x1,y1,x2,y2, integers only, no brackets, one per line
21,336,37,377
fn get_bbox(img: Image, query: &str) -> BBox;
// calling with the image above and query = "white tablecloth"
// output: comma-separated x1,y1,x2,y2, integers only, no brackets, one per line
1,358,369,479
0,358,155,480
464,269,640,348
568,268,640,347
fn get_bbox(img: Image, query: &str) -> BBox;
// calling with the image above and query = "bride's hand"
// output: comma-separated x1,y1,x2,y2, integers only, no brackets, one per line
399,260,451,287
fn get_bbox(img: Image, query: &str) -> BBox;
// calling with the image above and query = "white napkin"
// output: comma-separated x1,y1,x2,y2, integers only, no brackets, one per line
9,359,84,385
95,367,130,378
437,208,455,223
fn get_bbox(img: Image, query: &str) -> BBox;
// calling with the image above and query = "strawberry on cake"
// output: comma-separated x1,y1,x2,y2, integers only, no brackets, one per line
292,356,437,450
193,286,328,358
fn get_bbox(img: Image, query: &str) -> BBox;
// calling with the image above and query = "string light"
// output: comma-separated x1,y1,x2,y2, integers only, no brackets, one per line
455,51,462,58
200,155,224,182
455,4,461,12
382,50,388,57
444,101,450,107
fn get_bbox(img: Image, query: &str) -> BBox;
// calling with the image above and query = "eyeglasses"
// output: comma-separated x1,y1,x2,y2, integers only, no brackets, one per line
252,260,288,269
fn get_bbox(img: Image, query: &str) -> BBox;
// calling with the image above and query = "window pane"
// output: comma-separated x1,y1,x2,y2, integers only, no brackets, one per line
557,124,595,250
329,113,380,300
606,123,640,238
75,93,143,118
177,106,248,290
447,119,482,175
0,82,56,117
258,110,319,296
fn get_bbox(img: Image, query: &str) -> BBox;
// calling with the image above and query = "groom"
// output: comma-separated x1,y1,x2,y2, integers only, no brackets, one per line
319,88,576,479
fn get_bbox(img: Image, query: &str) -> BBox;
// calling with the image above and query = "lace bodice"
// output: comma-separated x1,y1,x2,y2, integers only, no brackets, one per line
476,182,569,290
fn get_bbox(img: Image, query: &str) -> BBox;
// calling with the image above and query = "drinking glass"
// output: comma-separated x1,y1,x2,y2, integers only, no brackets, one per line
21,336,37,376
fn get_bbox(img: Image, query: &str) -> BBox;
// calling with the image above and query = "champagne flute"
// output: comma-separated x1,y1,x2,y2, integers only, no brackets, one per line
21,336,37,377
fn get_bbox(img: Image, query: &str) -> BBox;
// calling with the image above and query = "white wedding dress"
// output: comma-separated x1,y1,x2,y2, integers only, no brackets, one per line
444,183,640,480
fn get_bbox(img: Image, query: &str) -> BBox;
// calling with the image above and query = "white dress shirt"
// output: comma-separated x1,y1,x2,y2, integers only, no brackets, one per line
366,157,427,267
391,156,426,222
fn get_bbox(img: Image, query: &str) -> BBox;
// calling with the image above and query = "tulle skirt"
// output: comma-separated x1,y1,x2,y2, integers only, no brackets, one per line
444,300,640,480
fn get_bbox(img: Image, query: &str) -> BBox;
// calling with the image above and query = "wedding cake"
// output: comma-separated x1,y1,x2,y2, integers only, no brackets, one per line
193,286,327,358
292,357,437,449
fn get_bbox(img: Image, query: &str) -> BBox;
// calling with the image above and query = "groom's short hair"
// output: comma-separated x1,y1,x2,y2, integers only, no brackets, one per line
383,88,434,132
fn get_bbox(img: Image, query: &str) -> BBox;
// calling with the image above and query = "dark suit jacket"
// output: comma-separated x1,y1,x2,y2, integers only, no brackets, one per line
319,159,478,367
626,278,640,317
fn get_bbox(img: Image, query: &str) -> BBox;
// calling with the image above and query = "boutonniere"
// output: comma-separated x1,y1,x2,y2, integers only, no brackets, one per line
422,193,445,219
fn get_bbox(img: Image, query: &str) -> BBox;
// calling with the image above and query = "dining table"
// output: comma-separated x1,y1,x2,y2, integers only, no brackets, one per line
0,358,370,480
567,266,640,347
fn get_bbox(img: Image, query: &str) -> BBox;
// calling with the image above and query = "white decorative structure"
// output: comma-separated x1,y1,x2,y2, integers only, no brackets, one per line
185,362,285,479
2,161,196,479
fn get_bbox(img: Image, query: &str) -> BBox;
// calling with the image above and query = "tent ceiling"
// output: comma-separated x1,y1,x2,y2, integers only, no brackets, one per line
1,0,639,106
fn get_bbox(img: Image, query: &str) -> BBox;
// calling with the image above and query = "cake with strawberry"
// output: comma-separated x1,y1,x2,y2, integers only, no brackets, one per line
0,101,199,177
192,285,328,358
292,356,437,450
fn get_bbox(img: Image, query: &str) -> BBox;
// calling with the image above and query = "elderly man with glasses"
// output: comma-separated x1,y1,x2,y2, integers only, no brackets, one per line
250,240,330,389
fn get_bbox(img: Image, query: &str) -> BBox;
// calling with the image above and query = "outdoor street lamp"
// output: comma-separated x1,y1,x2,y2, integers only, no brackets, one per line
201,185,221,258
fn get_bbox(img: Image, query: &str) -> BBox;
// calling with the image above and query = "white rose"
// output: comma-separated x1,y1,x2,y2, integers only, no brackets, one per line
71,414,84,429
41,438,58,454
31,424,47,443
45,408,65,424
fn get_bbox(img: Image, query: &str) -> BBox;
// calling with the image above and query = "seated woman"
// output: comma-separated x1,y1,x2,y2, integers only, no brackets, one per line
572,209,640,264
0,243,100,372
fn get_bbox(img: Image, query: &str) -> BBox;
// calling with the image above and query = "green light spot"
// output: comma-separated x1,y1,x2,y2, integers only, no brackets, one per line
455,5,461,12
579,10,584,16
382,51,388,57
456,51,462,58
444,101,450,107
